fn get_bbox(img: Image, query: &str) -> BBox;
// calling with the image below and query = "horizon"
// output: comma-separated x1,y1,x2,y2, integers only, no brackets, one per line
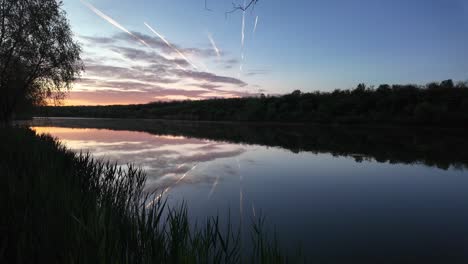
61,0,468,105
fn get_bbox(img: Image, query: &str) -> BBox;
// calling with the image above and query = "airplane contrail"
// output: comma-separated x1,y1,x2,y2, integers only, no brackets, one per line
239,6,247,74
238,157,244,244
175,164,198,185
241,10,246,48
146,163,198,208
80,0,150,48
253,16,259,34
208,174,220,198
144,22,198,70
207,33,221,58
146,187,170,208
176,64,187,71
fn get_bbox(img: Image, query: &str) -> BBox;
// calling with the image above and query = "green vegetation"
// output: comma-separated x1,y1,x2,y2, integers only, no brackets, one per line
37,80,468,127
0,0,82,124
0,127,301,263
29,118,468,170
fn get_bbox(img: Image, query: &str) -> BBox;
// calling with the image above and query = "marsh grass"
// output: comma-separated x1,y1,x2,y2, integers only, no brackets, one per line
0,127,303,263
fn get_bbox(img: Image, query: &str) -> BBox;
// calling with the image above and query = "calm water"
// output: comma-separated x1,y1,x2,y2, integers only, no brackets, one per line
30,118,468,262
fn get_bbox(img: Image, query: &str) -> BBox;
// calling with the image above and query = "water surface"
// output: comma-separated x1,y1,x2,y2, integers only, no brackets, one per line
30,118,468,263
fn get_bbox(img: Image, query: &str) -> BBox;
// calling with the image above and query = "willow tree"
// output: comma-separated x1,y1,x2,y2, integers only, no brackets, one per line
0,0,82,124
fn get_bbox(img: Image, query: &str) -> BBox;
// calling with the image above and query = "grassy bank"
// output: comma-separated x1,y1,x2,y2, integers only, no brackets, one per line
0,128,298,263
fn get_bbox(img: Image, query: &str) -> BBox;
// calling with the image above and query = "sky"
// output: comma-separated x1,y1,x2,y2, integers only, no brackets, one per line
62,0,468,105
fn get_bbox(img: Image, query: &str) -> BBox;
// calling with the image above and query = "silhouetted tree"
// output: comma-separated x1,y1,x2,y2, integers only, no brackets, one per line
291,90,302,96
440,79,454,89
0,0,82,124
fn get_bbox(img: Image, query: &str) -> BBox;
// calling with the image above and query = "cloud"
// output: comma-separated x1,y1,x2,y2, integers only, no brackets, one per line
80,35,115,44
83,65,178,84
192,83,222,90
83,31,219,59
73,30,253,104
69,84,253,105
83,47,247,87
175,70,247,87
178,149,246,163
110,46,189,67
80,0,150,48
222,58,239,69
77,79,162,92
144,22,198,70
244,69,270,76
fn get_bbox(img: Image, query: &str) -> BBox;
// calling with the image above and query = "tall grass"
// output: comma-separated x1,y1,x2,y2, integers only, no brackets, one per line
0,128,302,263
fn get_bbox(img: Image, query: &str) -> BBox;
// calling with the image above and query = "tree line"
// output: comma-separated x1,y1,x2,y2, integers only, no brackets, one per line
30,117,468,170
37,79,468,127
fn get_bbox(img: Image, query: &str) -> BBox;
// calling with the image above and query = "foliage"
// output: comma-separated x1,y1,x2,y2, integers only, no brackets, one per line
29,117,468,171
0,127,301,263
0,0,83,123
37,80,468,127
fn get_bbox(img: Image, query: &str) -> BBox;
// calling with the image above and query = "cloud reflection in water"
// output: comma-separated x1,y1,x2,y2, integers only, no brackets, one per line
31,127,246,194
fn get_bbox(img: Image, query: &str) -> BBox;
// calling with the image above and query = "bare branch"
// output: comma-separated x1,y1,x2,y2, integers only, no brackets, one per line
203,0,259,14
204,0,212,11
227,0,259,14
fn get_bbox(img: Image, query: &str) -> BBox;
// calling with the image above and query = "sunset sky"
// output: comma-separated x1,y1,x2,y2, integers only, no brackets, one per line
62,0,468,105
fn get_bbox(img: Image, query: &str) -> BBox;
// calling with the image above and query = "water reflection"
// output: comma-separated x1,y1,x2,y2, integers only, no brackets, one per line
32,126,246,193
27,118,468,263
29,117,468,170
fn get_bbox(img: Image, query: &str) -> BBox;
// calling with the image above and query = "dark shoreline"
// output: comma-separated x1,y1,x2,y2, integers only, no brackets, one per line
30,116,468,131
26,117,468,171
34,81,468,129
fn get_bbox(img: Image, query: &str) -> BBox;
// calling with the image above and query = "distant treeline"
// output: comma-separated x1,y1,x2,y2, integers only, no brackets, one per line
36,79,468,127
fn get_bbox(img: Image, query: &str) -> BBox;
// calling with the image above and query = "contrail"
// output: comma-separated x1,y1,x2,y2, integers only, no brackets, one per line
239,6,246,74
175,164,198,185
144,22,198,70
253,16,259,34
241,10,246,48
176,64,186,71
237,157,244,245
207,33,221,58
146,187,170,208
208,174,220,199
145,163,197,208
80,0,150,48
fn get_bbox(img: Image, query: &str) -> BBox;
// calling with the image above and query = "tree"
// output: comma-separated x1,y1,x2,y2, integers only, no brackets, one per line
0,0,82,124
440,79,454,89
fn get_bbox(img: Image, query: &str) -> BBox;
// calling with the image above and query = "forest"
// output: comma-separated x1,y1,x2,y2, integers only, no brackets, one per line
36,80,468,127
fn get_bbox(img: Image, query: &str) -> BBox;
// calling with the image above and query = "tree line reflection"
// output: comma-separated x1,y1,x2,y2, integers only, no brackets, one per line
29,118,468,170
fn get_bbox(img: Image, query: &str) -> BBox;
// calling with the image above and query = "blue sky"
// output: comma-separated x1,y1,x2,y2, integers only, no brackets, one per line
62,0,468,105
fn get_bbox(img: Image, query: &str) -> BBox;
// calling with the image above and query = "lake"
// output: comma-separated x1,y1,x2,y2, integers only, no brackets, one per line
29,117,468,263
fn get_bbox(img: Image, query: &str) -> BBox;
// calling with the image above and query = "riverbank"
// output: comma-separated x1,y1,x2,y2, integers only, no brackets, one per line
26,117,468,170
0,127,294,263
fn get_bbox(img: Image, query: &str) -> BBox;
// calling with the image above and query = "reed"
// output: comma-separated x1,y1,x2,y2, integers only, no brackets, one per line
0,127,302,263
